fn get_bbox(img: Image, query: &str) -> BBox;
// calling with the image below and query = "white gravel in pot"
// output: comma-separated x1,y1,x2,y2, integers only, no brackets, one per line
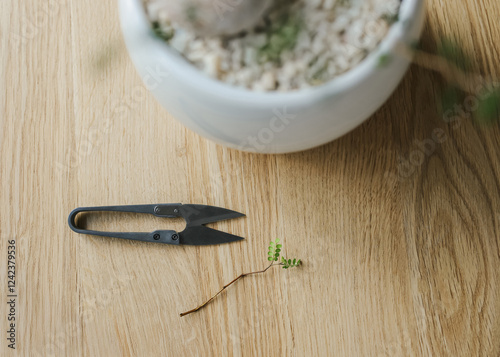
145,0,401,92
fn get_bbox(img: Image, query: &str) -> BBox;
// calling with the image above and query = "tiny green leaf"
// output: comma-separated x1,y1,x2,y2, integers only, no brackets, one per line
441,85,461,114
381,12,399,25
409,40,421,51
151,21,175,42
476,89,500,123
377,54,392,68
438,38,472,71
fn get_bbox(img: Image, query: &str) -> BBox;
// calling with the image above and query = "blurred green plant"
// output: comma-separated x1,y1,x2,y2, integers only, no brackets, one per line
378,38,500,124
477,88,500,124
180,238,302,317
438,38,472,71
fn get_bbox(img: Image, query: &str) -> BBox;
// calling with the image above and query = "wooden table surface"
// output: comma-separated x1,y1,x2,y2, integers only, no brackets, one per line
1,0,500,356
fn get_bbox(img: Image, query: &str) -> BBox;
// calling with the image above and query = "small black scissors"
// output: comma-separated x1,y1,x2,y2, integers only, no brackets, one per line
68,203,245,246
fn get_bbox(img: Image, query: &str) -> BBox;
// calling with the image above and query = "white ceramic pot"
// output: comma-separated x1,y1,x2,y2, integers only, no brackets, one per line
119,0,426,154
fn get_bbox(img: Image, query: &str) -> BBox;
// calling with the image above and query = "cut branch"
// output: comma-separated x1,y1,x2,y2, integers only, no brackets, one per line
180,262,281,317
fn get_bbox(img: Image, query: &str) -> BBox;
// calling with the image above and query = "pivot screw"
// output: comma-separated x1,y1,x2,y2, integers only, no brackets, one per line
154,206,160,214
153,233,161,240
171,234,179,241
174,208,179,213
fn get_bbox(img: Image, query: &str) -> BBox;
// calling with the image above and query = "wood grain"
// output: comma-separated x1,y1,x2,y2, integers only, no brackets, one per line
1,0,500,355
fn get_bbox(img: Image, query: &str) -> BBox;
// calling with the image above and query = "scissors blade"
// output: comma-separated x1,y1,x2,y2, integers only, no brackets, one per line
180,226,244,245
179,204,245,226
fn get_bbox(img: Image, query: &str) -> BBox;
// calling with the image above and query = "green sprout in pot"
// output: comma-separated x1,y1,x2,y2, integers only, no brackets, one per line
148,0,274,37
259,13,302,64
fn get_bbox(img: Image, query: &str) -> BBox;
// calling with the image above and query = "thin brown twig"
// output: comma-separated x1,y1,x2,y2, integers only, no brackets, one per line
180,262,282,317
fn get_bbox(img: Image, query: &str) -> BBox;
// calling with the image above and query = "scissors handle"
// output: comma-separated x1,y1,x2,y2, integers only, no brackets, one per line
68,205,182,245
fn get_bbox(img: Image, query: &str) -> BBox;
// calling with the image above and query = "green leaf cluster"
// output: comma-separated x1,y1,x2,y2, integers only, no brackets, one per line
440,80,500,125
267,238,282,261
267,239,302,269
281,257,301,269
